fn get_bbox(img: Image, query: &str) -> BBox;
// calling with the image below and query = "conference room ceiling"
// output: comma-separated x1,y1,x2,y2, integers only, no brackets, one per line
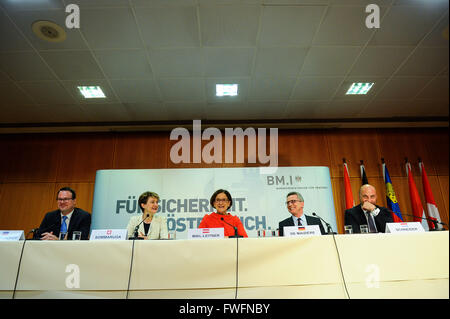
0,0,448,133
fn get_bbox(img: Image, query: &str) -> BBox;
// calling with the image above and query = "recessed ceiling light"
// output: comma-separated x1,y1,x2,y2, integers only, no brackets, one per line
77,86,106,98
216,84,238,97
346,82,374,95
31,20,66,43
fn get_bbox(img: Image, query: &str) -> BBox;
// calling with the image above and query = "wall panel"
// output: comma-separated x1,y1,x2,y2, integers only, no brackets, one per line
425,129,449,176
327,129,381,178
113,132,168,169
0,128,447,233
377,129,435,177
4,135,60,182
56,133,115,182
0,183,55,233
277,130,331,167
438,176,449,225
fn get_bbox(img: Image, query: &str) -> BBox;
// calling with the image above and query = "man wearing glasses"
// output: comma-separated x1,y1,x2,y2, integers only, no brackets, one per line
35,187,91,240
278,192,325,236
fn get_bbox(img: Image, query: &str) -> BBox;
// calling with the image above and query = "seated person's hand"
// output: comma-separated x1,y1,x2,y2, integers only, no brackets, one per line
41,231,58,240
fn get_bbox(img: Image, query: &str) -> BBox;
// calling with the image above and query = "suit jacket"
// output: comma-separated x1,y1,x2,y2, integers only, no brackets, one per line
278,214,326,236
344,205,393,233
126,214,168,239
36,207,91,240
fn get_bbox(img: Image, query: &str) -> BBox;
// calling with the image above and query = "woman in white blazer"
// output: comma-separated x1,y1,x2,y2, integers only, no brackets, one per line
127,191,168,240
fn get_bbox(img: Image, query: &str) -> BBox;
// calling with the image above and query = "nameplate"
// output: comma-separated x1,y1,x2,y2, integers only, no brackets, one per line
385,222,425,234
188,228,224,240
283,225,321,237
0,230,25,241
90,229,128,240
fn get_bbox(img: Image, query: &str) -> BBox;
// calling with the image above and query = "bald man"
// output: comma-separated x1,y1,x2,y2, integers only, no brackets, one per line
344,184,393,233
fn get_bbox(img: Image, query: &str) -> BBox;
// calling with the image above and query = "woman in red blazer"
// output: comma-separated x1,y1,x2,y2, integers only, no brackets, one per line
199,189,248,238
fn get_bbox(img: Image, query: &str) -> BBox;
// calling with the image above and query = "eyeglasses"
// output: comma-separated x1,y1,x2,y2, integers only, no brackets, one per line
57,198,73,202
215,199,230,203
285,200,301,206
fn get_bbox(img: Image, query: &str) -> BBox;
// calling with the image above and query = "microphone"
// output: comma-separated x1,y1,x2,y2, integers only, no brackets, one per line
389,211,447,231
129,213,150,240
312,212,336,235
220,217,243,238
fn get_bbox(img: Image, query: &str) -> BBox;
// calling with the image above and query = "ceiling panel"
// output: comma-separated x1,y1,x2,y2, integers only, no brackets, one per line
110,79,160,103
300,46,362,76
396,47,449,76
415,76,449,101
0,1,447,129
0,9,33,52
18,81,77,105
253,47,308,77
374,77,431,101
249,77,297,101
94,49,153,79
313,5,380,46
369,4,446,46
8,9,89,51
199,5,260,47
80,8,143,49
0,51,56,81
291,77,343,100
134,6,200,48
149,48,205,77
349,46,414,77
39,51,105,80
158,78,205,102
258,6,325,46
205,48,255,77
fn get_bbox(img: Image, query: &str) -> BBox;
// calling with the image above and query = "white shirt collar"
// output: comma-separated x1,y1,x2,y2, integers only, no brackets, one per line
61,209,74,221
292,214,306,225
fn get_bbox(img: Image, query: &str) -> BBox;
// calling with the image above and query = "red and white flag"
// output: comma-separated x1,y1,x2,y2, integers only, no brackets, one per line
419,161,442,230
406,162,429,231
343,161,354,210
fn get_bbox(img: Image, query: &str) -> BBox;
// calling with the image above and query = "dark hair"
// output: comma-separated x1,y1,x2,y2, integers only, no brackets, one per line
57,187,76,200
138,191,160,212
210,189,233,209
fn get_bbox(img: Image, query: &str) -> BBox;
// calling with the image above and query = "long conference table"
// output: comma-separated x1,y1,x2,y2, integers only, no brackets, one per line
0,232,448,299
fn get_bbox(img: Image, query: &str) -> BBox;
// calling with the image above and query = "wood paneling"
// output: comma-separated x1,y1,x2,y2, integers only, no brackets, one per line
327,129,381,178
438,176,449,225
377,128,435,177
56,133,115,182
5,134,60,182
0,183,55,232
425,129,449,176
0,136,9,183
113,132,168,169
277,130,331,167
0,128,447,233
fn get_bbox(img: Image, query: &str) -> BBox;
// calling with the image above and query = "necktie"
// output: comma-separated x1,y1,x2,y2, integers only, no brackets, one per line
366,212,376,233
297,218,302,226
61,216,68,234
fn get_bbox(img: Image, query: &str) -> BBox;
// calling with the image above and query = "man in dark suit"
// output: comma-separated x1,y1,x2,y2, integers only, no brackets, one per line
36,187,91,240
345,184,393,233
279,192,326,236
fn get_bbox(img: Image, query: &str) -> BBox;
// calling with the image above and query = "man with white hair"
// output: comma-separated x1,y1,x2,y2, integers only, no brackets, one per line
344,184,393,233
279,192,325,236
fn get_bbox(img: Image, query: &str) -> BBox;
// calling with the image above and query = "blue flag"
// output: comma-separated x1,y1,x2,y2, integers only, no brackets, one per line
383,163,403,222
